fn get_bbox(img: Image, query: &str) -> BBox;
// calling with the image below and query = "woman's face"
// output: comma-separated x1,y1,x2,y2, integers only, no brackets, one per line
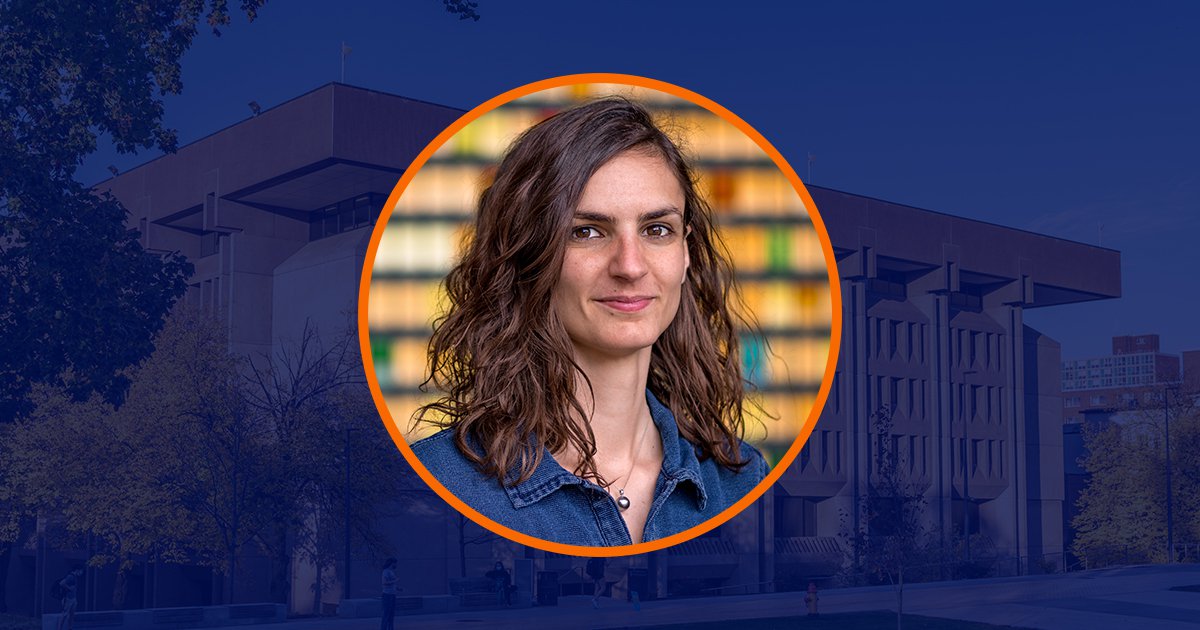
551,150,690,362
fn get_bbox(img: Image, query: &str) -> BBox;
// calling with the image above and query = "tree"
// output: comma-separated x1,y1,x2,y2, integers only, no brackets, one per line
0,1,266,605
4,386,199,609
1,308,275,606
0,0,483,609
442,0,482,21
243,320,421,604
0,0,271,421
3,308,437,607
1072,389,1200,567
841,406,941,630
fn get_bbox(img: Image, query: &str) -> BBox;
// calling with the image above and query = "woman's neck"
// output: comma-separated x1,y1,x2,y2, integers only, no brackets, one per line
572,348,654,449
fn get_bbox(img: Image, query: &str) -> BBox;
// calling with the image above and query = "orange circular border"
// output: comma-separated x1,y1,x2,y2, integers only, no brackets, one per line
358,73,843,557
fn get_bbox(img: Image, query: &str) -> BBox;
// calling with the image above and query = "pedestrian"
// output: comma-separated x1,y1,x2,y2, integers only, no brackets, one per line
380,557,398,630
485,561,513,606
55,568,83,630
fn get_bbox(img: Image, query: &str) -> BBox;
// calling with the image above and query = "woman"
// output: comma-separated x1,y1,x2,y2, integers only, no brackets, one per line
411,96,768,546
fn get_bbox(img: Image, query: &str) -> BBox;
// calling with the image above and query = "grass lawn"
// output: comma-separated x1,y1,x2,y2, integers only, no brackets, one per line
625,610,1032,629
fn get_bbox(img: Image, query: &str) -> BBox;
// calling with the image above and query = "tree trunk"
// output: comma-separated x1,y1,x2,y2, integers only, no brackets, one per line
314,562,323,614
896,565,904,630
226,545,238,604
269,523,292,609
0,542,10,613
112,553,131,609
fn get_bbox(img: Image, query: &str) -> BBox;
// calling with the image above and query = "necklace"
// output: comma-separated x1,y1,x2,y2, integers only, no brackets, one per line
614,416,653,511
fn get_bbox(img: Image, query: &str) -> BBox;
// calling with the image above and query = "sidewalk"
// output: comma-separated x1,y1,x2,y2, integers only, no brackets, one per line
109,564,1200,630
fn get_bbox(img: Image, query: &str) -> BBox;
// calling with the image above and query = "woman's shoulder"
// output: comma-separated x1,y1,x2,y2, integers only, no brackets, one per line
686,438,769,514
408,428,538,523
409,428,481,478
738,440,769,480
727,440,769,487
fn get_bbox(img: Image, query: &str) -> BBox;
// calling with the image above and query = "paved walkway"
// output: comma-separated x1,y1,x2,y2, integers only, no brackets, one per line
146,564,1200,629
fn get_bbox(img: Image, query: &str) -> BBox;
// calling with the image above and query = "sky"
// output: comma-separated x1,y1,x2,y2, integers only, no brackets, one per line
80,1,1200,360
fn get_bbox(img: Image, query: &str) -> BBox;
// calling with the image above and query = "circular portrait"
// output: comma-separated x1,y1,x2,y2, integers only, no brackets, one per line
362,75,840,553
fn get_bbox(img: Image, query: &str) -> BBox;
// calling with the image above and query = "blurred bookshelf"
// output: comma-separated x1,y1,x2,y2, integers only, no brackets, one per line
368,84,831,461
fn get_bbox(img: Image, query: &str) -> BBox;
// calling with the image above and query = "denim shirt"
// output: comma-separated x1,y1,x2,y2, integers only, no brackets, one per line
411,390,768,546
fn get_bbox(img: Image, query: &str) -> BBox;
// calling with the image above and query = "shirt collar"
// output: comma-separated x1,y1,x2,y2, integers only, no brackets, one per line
503,389,709,510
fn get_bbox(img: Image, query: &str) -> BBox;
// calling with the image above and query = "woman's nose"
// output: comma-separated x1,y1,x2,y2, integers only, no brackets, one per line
609,232,649,281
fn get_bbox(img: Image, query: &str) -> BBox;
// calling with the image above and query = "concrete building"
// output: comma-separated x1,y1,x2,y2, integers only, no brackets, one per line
5,84,1124,616
102,83,463,359
770,187,1121,578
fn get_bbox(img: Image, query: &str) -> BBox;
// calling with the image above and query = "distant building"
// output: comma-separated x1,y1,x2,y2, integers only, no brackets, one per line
1061,334,1190,423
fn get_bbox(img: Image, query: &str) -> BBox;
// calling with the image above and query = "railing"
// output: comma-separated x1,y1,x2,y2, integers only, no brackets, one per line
699,579,777,596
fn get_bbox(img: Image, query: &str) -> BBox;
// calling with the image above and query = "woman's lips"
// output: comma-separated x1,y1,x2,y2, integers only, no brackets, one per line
596,296,654,313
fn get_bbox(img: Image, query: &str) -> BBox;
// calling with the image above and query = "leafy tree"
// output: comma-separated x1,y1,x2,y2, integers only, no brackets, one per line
136,308,283,602
4,386,197,608
1072,389,1200,567
841,406,941,630
442,0,481,21
0,1,267,604
2,309,423,606
1,309,272,606
0,0,272,421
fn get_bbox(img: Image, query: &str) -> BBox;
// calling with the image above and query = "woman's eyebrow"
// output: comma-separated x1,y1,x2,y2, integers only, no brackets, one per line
641,207,683,222
571,207,682,223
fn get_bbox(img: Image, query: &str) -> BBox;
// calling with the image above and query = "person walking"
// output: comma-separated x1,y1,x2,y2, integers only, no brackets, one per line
485,561,513,606
55,568,83,630
380,558,398,630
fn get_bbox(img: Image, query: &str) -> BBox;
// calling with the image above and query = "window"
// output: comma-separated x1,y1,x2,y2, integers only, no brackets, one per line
310,193,384,241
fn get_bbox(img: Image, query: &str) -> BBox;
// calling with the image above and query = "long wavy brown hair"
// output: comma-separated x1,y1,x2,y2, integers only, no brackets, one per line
415,96,763,487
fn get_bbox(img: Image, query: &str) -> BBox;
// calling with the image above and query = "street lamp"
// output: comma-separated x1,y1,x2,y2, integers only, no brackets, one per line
1165,388,1171,563
344,426,354,599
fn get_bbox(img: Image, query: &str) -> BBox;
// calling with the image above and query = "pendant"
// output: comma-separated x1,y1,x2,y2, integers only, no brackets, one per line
617,488,631,510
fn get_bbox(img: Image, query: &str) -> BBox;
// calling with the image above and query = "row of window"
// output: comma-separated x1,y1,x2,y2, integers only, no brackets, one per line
870,317,927,365
371,222,826,276
434,96,769,162
386,391,820,447
796,429,843,476
309,194,385,241
373,336,829,397
1063,365,1155,378
1064,389,1171,408
366,280,832,332
867,318,1006,374
1064,353,1156,369
871,432,930,480
951,436,1004,480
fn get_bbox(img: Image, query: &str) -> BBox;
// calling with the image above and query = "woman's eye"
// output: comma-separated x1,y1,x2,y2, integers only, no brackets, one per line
645,224,673,238
571,226,601,240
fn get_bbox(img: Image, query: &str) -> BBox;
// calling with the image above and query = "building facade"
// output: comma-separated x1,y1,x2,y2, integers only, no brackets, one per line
770,187,1121,578
6,84,1123,614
